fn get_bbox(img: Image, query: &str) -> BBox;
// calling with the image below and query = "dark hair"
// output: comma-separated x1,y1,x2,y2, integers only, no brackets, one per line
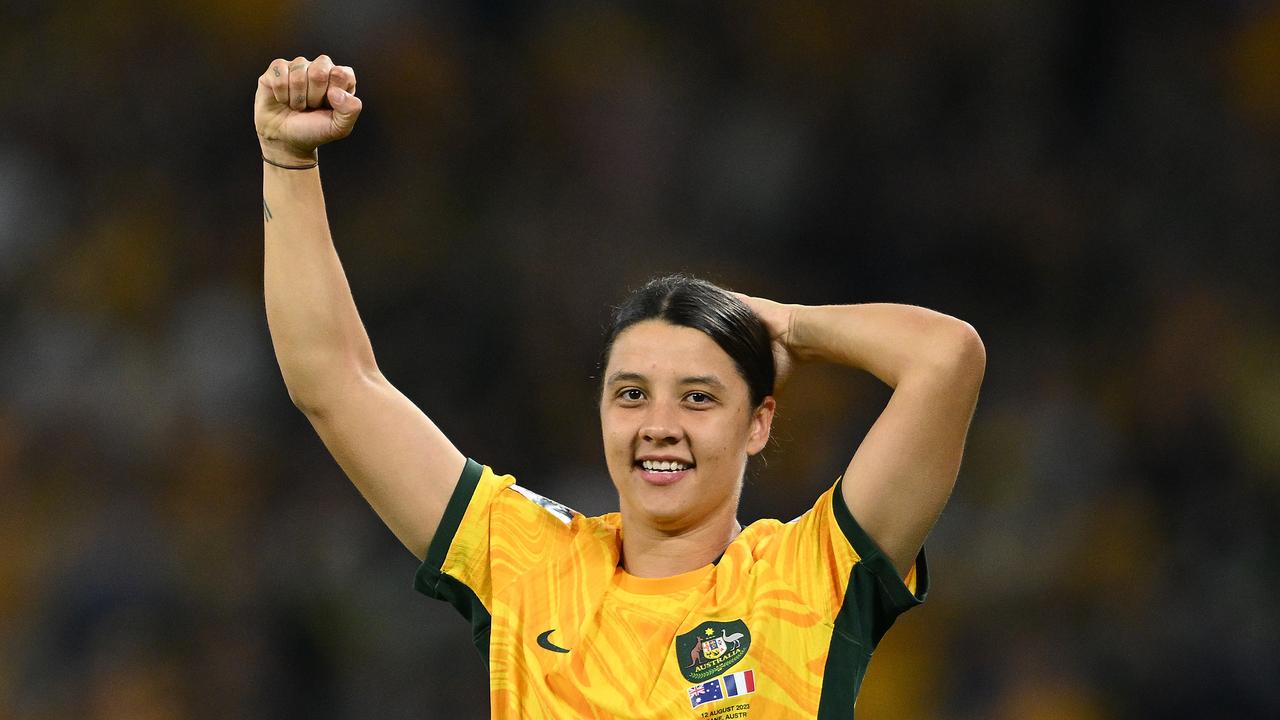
599,274,775,408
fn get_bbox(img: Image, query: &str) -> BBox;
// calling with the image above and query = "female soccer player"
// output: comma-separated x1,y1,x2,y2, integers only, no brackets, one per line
257,55,985,718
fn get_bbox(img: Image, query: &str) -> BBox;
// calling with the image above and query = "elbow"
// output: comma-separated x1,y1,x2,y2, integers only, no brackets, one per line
286,385,325,417
926,320,986,385
954,321,987,375
281,360,382,418
283,375,332,418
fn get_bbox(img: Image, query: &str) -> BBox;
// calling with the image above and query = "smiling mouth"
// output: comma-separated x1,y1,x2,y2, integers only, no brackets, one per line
637,459,695,472
634,459,695,486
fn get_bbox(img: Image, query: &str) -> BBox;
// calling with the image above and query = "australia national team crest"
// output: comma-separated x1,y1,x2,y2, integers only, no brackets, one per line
675,619,751,683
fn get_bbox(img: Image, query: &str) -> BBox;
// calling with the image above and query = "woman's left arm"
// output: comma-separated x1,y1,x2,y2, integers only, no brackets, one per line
741,297,986,579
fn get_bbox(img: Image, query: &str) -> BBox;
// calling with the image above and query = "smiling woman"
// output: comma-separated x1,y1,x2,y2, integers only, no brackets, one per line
596,277,777,573
257,54,985,719
602,318,771,562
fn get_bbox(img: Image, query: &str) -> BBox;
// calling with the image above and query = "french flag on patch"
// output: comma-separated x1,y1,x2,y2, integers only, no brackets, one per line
722,669,756,698
688,678,724,708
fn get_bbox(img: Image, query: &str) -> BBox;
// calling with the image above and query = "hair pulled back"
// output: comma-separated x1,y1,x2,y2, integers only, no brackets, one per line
600,275,775,408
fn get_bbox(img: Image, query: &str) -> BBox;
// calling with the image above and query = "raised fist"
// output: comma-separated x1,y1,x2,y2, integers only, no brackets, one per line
255,55,362,165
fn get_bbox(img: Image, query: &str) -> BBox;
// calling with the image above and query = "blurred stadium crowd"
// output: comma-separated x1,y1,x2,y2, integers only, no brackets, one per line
3,1,1279,718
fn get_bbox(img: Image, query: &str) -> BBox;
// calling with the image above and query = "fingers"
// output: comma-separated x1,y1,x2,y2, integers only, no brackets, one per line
288,56,308,111
328,85,363,136
307,55,334,109
259,55,358,113
331,65,357,95
264,58,290,106
256,54,362,152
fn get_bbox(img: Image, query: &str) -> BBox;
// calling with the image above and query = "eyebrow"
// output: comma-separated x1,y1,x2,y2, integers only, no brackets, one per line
680,374,727,390
605,371,648,386
604,371,727,390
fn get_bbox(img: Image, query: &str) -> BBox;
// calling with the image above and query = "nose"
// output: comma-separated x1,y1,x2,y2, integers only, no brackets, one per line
640,401,683,445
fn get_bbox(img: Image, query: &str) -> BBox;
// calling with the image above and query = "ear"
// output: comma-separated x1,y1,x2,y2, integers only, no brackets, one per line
745,396,776,456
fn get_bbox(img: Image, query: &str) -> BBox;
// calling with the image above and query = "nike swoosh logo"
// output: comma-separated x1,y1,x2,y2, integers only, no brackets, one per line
537,629,571,653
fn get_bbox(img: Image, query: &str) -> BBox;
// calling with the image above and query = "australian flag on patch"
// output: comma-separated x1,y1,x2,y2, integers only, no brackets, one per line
687,678,724,708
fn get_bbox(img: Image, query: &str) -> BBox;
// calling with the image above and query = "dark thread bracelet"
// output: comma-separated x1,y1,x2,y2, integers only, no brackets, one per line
262,153,318,170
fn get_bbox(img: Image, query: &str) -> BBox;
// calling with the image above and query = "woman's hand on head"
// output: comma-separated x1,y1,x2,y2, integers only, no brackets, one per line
255,55,362,166
734,293,801,391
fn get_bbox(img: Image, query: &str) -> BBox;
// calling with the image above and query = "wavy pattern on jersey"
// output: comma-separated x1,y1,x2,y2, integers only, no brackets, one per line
427,464,924,719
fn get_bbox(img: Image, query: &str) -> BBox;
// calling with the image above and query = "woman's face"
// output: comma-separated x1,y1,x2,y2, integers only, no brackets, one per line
600,319,774,532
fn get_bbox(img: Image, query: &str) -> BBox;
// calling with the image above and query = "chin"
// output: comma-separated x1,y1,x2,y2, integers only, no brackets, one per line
622,484,696,529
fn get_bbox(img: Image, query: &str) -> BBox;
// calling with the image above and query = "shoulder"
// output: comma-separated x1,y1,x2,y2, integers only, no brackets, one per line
719,482,856,568
484,470,623,559
499,479,622,539
465,463,578,526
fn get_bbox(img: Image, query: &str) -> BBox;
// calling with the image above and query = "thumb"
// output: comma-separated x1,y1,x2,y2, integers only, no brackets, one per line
328,86,363,134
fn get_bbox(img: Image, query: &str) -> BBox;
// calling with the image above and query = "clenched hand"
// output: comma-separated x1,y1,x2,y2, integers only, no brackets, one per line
254,55,362,166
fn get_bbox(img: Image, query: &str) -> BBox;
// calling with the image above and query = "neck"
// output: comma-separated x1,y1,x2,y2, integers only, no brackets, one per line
618,506,742,578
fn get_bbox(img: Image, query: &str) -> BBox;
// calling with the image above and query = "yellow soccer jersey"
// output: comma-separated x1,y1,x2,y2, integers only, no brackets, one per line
415,460,927,719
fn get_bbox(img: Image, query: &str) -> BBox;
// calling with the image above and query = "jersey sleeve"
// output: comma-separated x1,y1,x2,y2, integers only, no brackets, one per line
770,477,929,649
414,459,576,654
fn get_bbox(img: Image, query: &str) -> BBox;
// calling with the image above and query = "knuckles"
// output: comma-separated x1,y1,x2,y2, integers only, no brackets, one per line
260,55,358,110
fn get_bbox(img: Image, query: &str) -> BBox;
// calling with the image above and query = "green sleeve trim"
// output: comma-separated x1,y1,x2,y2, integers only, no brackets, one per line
415,565,493,665
424,458,484,569
413,458,492,664
816,597,871,719
818,477,932,717
830,475,930,622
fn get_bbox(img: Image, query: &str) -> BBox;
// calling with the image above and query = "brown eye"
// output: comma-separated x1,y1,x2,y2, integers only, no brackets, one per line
685,392,714,405
619,388,645,402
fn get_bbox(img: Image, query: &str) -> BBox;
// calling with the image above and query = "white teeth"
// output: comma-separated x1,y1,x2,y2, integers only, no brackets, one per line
641,460,690,471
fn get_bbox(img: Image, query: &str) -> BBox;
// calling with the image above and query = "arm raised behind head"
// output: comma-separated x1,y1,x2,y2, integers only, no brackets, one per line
257,55,465,560
739,296,985,578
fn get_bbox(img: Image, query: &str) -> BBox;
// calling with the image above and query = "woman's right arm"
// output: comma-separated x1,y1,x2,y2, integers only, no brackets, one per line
258,55,465,560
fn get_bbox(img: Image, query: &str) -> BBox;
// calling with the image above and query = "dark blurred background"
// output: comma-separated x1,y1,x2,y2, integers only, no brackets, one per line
3,1,1279,718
